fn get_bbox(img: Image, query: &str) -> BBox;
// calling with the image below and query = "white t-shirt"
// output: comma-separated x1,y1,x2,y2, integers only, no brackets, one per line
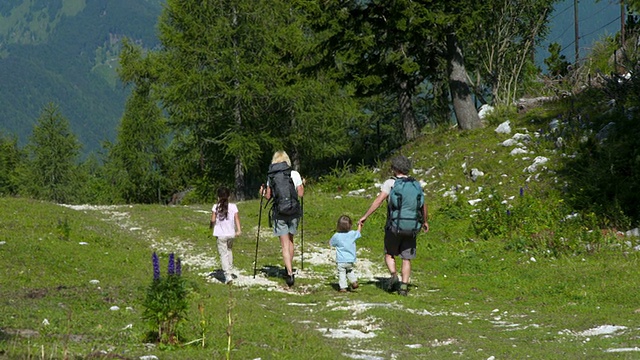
267,170,303,188
380,175,408,195
212,203,238,237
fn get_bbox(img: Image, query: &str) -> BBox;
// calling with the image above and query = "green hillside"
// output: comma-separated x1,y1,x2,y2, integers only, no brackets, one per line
0,0,163,154
1,97,640,358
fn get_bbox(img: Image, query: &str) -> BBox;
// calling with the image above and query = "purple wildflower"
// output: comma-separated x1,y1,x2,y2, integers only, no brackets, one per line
152,252,160,281
507,210,511,216
519,187,524,197
168,253,175,275
176,257,182,276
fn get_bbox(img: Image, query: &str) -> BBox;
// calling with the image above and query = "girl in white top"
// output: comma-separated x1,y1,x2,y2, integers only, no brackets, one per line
211,187,242,284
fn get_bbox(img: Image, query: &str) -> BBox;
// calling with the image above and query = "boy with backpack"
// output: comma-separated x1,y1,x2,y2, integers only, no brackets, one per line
259,151,304,287
358,155,429,296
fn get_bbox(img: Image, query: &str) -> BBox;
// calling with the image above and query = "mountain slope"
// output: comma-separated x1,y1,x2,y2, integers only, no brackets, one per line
0,0,163,154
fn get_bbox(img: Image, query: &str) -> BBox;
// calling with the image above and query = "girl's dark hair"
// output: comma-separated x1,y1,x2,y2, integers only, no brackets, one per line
216,187,230,220
336,215,352,233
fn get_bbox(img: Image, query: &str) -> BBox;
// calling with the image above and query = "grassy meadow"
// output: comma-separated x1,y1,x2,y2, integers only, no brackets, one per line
2,102,640,359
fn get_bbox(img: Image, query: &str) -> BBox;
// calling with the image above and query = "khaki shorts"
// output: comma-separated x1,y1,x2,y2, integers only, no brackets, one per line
273,217,299,237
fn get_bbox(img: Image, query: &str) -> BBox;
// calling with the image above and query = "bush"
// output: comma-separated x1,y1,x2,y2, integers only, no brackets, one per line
142,252,189,345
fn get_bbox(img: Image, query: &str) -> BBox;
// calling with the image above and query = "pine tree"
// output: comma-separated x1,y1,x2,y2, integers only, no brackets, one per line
106,39,170,204
24,103,82,203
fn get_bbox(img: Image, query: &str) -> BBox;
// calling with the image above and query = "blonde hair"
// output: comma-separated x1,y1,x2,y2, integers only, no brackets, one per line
271,150,291,166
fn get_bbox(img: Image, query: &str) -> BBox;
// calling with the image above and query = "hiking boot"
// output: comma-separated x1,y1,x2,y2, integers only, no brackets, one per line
398,282,408,296
351,282,359,290
387,274,399,292
285,274,295,287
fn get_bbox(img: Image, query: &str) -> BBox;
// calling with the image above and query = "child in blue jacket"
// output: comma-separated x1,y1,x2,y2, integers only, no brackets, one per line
329,215,362,292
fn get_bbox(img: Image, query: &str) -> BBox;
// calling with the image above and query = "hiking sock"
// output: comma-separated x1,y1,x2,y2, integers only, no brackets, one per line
398,282,409,296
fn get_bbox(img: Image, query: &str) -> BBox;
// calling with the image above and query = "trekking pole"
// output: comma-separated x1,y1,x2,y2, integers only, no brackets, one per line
253,185,265,278
301,196,304,271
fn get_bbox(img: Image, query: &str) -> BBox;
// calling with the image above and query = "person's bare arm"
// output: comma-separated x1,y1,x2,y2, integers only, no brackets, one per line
234,212,242,236
358,191,388,225
259,185,271,200
422,203,429,232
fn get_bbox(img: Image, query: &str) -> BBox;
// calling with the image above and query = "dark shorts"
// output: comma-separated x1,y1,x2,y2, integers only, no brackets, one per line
384,228,417,259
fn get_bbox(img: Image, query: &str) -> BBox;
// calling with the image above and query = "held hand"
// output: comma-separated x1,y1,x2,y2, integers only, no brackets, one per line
358,217,366,226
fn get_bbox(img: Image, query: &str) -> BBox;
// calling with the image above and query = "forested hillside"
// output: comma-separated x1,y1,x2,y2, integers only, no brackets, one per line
0,0,162,154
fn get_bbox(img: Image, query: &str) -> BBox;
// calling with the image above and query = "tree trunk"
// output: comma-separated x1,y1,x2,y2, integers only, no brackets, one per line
447,32,483,130
396,76,418,141
234,155,245,201
232,5,245,201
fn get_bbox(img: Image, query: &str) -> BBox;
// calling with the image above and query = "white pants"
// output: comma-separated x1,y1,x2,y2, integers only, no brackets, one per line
336,262,357,289
217,237,234,280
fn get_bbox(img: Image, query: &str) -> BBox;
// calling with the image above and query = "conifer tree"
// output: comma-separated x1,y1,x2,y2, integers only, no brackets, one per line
0,134,23,196
106,39,169,204
151,0,357,197
24,103,82,203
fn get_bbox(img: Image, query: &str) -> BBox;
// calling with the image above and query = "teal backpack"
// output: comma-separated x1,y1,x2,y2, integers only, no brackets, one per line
386,177,424,235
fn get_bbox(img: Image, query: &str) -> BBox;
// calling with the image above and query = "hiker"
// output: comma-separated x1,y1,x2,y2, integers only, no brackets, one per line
259,151,304,287
210,187,242,284
329,215,362,292
358,155,429,296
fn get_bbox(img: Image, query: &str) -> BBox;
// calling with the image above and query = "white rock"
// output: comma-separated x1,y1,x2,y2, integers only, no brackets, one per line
525,156,549,173
512,133,532,142
110,306,120,311
495,120,511,134
478,104,494,119
471,169,484,181
501,139,518,147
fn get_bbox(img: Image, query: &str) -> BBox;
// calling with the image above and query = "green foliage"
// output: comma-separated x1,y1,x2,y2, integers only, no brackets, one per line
142,252,189,345
438,195,471,221
0,0,161,155
481,104,518,126
23,103,82,203
55,217,70,241
544,42,570,77
105,43,171,204
316,160,377,193
464,0,557,105
586,35,618,75
0,133,23,195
